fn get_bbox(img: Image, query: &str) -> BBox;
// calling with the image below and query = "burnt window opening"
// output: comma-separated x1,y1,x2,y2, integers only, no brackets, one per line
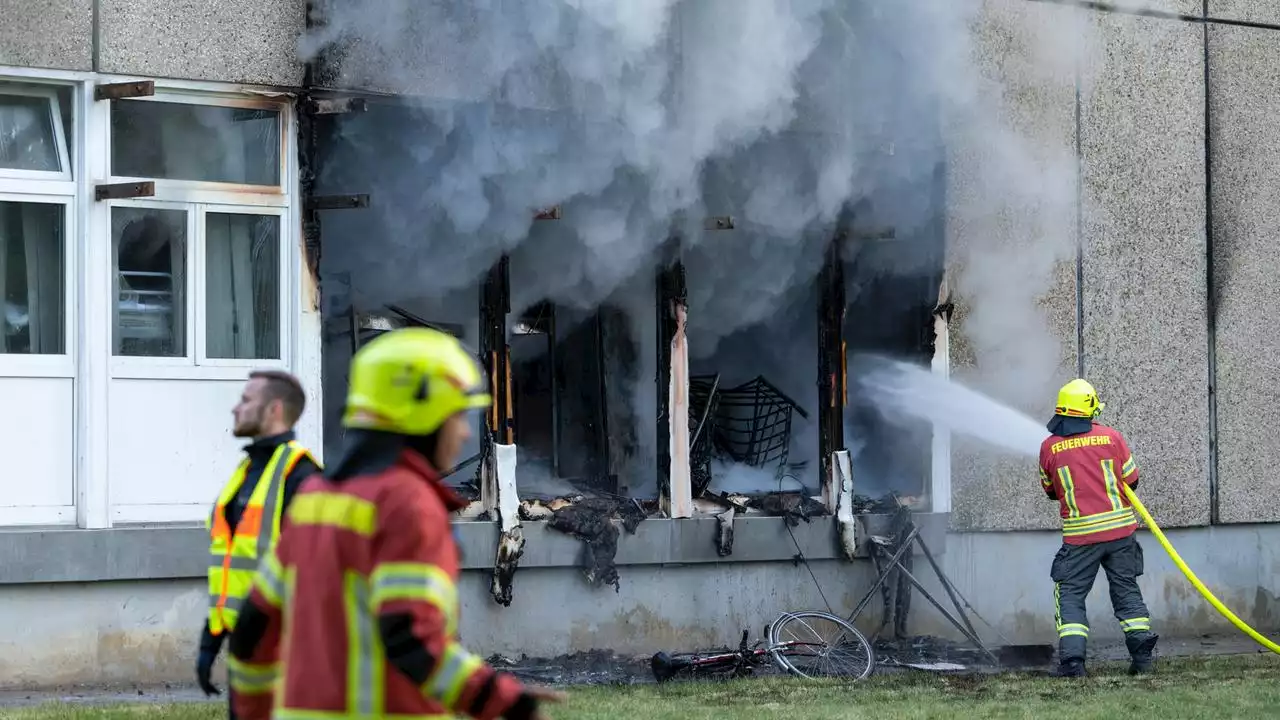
319,273,486,499
510,300,614,500
690,375,810,498
684,271,823,504
842,179,947,510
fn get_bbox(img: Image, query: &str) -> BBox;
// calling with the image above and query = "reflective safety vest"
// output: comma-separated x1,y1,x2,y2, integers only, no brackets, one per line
207,441,313,636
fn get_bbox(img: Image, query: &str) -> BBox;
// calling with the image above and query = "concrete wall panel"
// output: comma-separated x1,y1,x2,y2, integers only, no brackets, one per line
1207,26,1280,524
1208,2,1280,25
98,0,306,86
3,524,1278,688
1079,13,1209,528
1121,0,1204,17
0,0,92,71
944,0,1082,532
941,524,1280,644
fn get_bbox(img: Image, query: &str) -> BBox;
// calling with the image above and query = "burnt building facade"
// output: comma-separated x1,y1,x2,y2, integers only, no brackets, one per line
0,0,1278,689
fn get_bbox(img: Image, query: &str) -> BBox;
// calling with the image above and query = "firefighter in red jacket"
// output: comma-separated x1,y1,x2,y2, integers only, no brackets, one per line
1039,379,1158,678
227,327,565,719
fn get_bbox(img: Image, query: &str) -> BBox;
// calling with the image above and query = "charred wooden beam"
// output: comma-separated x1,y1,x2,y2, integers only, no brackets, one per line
486,443,524,607
656,248,692,519
817,235,847,511
309,96,367,115
480,255,514,446
307,194,370,211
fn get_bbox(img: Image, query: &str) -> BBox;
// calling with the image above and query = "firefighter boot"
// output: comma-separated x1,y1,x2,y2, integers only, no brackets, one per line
1126,632,1158,675
1054,634,1088,677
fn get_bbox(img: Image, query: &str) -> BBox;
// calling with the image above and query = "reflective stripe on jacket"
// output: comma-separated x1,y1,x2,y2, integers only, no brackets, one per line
207,440,313,635
1038,422,1141,546
229,448,527,720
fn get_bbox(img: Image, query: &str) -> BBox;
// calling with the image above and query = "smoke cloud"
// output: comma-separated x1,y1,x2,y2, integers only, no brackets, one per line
312,0,958,338
309,0,1100,495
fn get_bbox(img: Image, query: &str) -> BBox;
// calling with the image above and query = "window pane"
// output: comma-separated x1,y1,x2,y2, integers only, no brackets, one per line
111,101,280,186
113,207,187,357
205,213,280,360
0,93,60,172
0,202,64,354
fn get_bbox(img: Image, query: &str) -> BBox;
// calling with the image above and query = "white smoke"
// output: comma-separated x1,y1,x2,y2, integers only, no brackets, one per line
308,0,1103,492
310,0,966,342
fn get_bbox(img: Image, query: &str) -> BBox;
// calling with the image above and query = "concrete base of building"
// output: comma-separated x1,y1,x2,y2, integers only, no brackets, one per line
0,519,1276,689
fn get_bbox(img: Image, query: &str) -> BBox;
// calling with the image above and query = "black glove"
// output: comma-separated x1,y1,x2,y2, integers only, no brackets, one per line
196,623,225,696
196,648,221,696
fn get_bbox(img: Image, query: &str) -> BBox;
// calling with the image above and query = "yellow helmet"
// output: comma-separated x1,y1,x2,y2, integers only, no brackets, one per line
1055,378,1104,419
342,327,492,436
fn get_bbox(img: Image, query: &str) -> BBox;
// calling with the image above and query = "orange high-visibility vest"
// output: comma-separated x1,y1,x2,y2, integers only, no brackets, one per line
206,441,313,636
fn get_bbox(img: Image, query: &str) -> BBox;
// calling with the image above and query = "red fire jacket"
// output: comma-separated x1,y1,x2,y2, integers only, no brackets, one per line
1039,422,1141,546
227,447,530,720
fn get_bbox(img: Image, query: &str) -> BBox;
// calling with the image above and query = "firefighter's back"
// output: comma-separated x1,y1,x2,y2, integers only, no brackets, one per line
1041,422,1137,545
273,465,464,716
274,472,389,713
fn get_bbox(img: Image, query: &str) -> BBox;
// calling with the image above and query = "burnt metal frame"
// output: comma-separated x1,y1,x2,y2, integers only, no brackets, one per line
848,517,997,665
705,376,809,470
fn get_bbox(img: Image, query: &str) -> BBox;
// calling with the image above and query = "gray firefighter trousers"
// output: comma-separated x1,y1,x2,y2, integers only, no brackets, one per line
1051,533,1155,663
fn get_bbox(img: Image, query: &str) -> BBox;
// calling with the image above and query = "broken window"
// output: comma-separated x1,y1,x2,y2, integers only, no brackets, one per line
503,297,614,499
683,251,824,518
842,191,947,510
323,275,485,505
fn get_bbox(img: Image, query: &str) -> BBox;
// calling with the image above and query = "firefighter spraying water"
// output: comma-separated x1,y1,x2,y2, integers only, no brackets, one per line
1038,379,1157,677
860,358,1280,666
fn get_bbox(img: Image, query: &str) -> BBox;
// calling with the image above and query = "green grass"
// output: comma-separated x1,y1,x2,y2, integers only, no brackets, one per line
10,654,1280,720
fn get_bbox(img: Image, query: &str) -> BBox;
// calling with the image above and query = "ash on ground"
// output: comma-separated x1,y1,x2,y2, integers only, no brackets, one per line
874,636,1057,673
487,650,653,686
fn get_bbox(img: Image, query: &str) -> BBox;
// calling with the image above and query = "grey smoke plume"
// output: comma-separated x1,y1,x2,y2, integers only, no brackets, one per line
310,0,1096,484
311,0,962,342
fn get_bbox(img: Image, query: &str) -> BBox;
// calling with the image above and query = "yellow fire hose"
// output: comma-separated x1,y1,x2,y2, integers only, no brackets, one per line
1122,484,1280,654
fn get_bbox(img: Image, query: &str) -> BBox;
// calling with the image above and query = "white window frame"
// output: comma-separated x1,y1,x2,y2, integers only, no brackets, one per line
0,75,79,379
106,91,287,204
103,90,295,381
0,68,310,530
0,83,72,183
0,75,80,528
0,192,76,378
194,204,289,369
106,197,198,371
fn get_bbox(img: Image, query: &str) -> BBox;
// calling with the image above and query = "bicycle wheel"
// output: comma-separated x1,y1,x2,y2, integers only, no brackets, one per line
767,610,876,680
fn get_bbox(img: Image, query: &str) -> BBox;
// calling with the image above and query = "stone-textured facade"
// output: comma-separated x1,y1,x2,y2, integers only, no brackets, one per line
1208,24,1280,524
0,0,306,84
944,1,1280,531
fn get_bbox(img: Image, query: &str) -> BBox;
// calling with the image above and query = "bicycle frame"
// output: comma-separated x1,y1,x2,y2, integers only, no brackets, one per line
655,629,833,681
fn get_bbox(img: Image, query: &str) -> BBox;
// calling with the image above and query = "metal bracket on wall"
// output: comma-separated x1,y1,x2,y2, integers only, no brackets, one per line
94,181,154,201
534,206,562,220
93,81,155,102
704,216,735,231
307,194,370,211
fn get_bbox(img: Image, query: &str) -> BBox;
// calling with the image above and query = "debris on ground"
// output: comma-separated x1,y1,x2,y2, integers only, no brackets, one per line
544,497,646,591
757,492,828,526
486,649,653,686
873,636,1056,673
